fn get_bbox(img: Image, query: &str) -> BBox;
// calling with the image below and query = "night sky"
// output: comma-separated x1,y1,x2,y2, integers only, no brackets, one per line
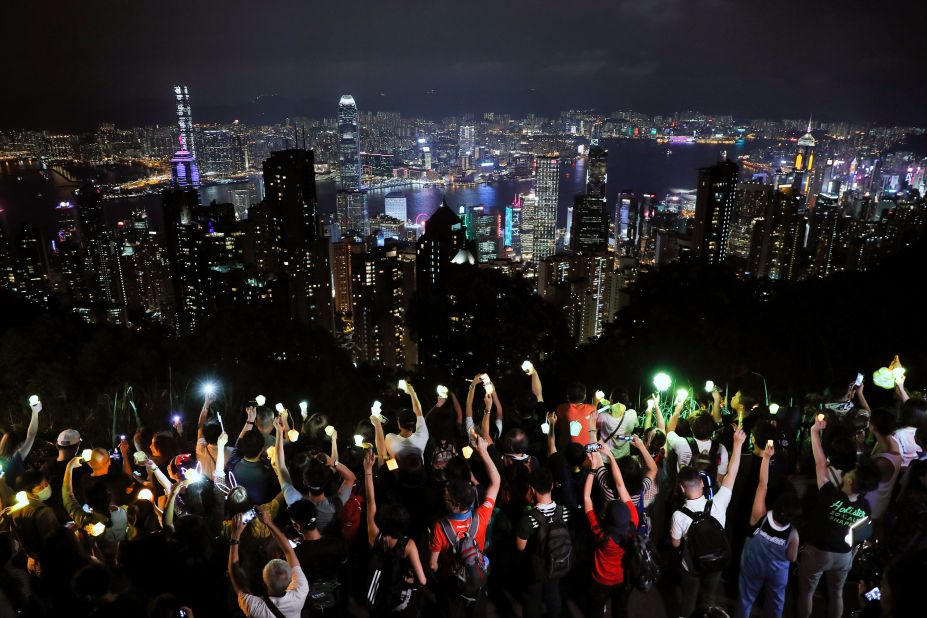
5,0,926,129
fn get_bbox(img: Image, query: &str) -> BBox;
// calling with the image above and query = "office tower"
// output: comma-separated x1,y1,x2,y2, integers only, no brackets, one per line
230,188,250,221
384,192,408,221
472,206,501,261
615,191,636,248
792,124,816,197
570,194,608,253
730,180,772,260
518,192,537,261
808,194,846,277
459,206,477,241
538,252,617,343
200,128,237,176
534,154,559,260
458,125,474,168
586,144,608,200
173,85,196,157
692,158,739,264
336,189,370,238
338,95,361,190
370,214,404,243
415,199,468,292
263,148,333,330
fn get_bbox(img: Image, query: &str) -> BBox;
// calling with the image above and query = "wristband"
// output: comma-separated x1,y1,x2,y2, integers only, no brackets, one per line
229,539,239,545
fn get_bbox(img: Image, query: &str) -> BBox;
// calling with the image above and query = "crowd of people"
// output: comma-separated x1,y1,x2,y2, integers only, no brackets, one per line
0,362,925,618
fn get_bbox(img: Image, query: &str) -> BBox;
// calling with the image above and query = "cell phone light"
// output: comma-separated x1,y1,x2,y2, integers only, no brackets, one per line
324,425,335,437
653,372,672,392
594,390,605,400
354,434,364,447
769,403,780,414
485,383,494,395
766,439,773,448
81,449,93,462
137,488,154,501
461,446,474,459
299,401,308,413
371,400,382,414
386,458,399,471
28,395,40,406
646,398,655,411
398,379,408,393
540,422,550,435
817,413,825,422
437,385,448,398
521,360,533,374
172,415,181,425
255,395,267,407
203,382,215,396
275,403,285,413
14,491,28,509
675,388,689,404
704,380,715,393
183,468,203,483
88,522,106,536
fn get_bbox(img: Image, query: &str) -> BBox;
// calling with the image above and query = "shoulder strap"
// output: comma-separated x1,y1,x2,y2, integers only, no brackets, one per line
679,506,698,521
467,512,480,538
685,437,699,458
603,422,623,445
703,498,714,517
440,518,459,548
262,596,288,618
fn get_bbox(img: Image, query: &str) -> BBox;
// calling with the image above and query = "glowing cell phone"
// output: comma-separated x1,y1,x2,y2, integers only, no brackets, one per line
864,587,880,601
855,373,864,386
241,508,258,524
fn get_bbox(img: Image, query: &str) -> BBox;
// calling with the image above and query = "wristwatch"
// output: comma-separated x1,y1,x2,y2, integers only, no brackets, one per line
229,539,239,545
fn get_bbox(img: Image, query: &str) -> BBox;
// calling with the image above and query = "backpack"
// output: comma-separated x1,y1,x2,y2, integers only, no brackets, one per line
685,437,721,481
366,534,409,613
680,499,730,573
430,440,458,471
439,513,489,595
622,530,662,592
634,488,650,538
337,487,365,544
529,505,573,582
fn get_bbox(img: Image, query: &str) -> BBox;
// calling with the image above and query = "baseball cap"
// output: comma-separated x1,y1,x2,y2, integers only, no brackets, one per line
56,429,81,447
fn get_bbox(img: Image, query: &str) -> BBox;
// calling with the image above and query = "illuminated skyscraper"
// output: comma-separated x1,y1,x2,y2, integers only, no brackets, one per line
173,85,196,158
534,154,559,261
338,95,362,190
692,158,739,264
585,144,608,201
458,125,475,168
170,142,201,189
518,192,537,261
570,194,608,253
384,192,408,221
336,189,370,238
415,199,468,292
792,125,816,197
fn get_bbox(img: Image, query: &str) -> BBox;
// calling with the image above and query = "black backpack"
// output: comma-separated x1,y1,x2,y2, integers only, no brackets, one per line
366,534,409,613
622,530,662,592
680,499,730,573
439,513,489,595
685,437,721,481
529,505,573,582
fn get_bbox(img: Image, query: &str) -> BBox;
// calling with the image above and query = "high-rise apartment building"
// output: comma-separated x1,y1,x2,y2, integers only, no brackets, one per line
692,158,739,264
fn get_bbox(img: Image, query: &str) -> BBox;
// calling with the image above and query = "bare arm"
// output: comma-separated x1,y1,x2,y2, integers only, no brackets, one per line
429,549,440,573
480,393,492,440
582,465,596,512
273,417,293,487
370,415,388,463
215,432,228,480
238,406,257,442
654,396,666,433
786,528,800,562
259,507,299,568
607,449,632,503
811,418,829,489
406,539,427,586
529,366,544,403
450,392,463,425
118,438,133,479
721,429,747,491
62,458,91,527
15,405,41,461
465,376,479,429
894,374,909,403
546,412,558,456
363,450,379,547
750,442,774,526
407,384,424,418
476,436,500,502
710,388,722,424
197,395,212,442
164,479,191,531
666,400,684,434
854,382,871,412
632,435,658,482
228,514,250,595
330,429,339,464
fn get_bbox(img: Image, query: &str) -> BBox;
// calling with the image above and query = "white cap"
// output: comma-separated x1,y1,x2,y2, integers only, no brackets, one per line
56,429,81,447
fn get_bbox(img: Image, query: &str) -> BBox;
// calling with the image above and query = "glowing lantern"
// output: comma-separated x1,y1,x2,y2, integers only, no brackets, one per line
653,373,672,392
137,488,154,501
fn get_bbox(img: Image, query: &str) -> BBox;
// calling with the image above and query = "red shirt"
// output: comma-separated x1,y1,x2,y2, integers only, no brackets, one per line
430,496,496,554
585,500,639,586
557,403,596,445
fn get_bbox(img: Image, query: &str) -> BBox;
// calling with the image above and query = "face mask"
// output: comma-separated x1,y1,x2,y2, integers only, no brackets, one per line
36,485,52,502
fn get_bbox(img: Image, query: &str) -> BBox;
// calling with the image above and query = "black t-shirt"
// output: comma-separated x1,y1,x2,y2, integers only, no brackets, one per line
294,536,347,582
804,481,871,553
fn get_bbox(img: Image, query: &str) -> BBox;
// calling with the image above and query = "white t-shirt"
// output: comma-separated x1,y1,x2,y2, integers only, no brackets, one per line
239,565,308,618
670,485,733,541
891,426,922,468
385,416,429,458
666,432,729,476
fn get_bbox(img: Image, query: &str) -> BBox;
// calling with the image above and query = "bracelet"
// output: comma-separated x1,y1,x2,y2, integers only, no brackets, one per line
229,539,239,545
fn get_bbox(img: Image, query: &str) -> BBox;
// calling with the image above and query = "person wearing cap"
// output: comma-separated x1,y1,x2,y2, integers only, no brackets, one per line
40,429,81,523
385,383,429,460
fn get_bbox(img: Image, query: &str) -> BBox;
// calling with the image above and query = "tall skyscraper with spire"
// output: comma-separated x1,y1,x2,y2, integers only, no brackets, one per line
173,85,196,158
338,95,361,190
792,118,816,197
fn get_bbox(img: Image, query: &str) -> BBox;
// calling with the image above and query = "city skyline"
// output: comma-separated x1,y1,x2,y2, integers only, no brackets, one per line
5,2,927,129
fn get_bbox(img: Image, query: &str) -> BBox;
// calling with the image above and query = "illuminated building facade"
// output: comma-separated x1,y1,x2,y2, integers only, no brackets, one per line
338,95,362,190
336,189,370,238
534,154,559,261
570,194,608,253
173,85,196,157
384,192,408,222
692,158,739,264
